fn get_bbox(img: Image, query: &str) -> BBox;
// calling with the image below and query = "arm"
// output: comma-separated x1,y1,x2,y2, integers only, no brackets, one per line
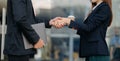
35,17,51,28
11,0,39,44
68,6,110,32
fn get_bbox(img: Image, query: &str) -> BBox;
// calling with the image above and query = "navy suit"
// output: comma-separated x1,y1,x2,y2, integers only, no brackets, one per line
4,0,51,56
69,2,112,57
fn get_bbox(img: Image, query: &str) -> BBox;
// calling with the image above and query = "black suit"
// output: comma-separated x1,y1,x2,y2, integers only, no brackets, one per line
4,0,50,58
69,2,112,57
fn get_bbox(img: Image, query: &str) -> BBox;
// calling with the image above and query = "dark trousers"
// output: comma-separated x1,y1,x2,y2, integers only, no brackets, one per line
86,56,110,61
8,55,29,61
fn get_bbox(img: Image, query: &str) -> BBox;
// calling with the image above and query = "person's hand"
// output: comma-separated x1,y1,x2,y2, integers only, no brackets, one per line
53,19,66,29
49,17,71,29
49,17,62,25
49,17,65,29
61,17,71,26
34,39,44,49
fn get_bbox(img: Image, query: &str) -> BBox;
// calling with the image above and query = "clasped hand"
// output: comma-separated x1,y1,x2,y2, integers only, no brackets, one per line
49,17,71,29
34,39,44,49
33,17,73,49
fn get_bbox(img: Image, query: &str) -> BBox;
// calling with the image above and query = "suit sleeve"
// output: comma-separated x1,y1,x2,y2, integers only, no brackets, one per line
43,20,52,28
69,5,110,33
35,17,52,28
11,0,39,44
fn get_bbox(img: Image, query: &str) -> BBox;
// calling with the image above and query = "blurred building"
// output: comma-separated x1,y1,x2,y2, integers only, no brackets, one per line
112,0,120,27
1,0,120,61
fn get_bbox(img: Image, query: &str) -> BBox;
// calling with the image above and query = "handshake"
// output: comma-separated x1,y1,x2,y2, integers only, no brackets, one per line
49,16,75,29
34,16,75,49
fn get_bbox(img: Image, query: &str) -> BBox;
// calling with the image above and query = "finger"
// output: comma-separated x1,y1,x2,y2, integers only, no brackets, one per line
55,17,62,20
54,20,64,28
54,21,58,26
55,23,64,29
49,19,53,25
34,39,44,49
34,43,44,49
58,20,66,26
50,19,56,25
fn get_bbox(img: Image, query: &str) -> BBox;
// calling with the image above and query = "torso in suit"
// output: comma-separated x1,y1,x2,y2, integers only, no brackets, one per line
69,2,112,57
4,0,50,55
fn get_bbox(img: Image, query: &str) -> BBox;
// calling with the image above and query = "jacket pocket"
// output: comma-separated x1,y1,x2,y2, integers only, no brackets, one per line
5,32,17,51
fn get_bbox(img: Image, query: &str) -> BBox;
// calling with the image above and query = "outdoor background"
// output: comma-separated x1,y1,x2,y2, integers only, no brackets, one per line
0,0,120,61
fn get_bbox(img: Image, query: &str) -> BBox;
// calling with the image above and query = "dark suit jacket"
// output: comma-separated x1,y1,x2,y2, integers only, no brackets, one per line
4,0,51,55
69,2,112,57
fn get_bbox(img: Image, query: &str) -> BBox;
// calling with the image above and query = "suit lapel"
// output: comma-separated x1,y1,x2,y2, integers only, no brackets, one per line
84,2,106,22
26,0,36,23
91,2,105,15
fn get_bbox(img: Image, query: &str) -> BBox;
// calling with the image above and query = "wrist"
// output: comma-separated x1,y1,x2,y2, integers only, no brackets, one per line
68,15,75,21
66,18,71,26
